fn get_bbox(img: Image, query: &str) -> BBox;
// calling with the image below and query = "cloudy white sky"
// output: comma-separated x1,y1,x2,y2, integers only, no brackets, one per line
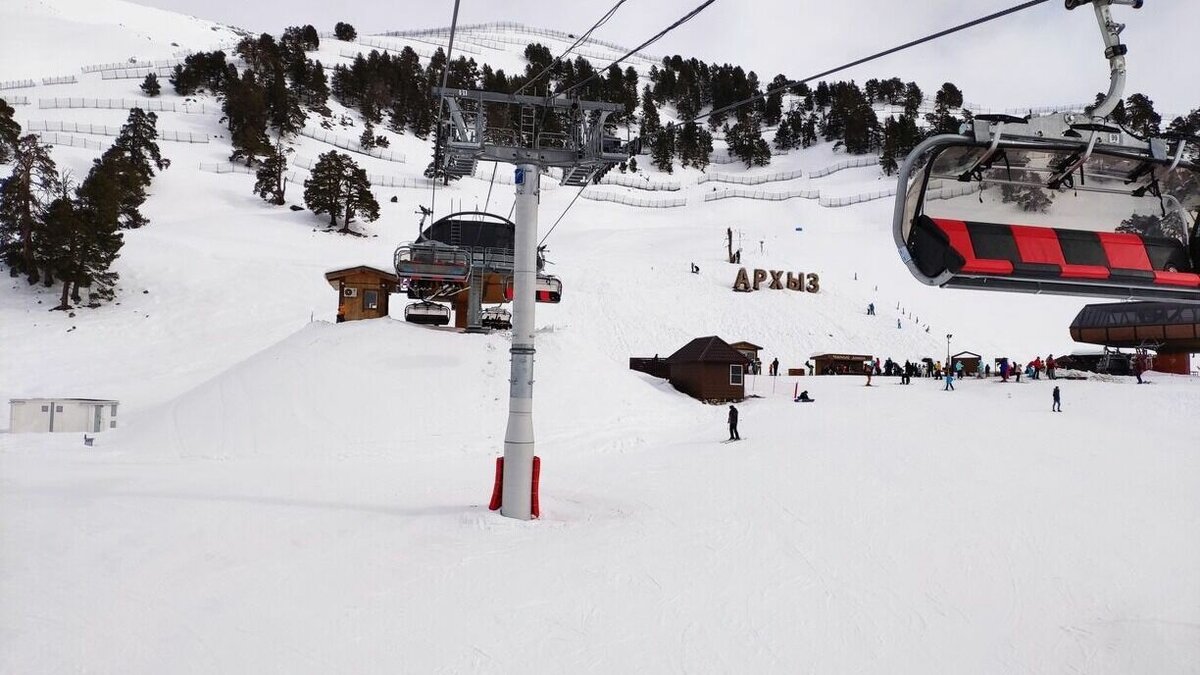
130,0,1199,117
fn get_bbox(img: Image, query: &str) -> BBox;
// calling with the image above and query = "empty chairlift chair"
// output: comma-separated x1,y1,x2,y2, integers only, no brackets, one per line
480,306,512,330
404,301,451,326
504,274,562,304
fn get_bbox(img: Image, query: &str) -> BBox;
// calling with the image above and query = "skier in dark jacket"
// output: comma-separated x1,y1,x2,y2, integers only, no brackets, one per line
727,405,740,440
1052,386,1061,412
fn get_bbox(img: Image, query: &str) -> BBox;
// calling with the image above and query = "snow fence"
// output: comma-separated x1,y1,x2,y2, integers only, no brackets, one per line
697,168,804,186
808,155,880,179
101,68,175,80
80,58,185,73
818,188,897,208
598,173,680,191
38,98,218,114
41,75,77,86
36,132,104,150
703,188,820,203
580,189,686,208
2,96,30,106
298,128,407,163
26,120,208,143
384,22,659,63
0,79,36,91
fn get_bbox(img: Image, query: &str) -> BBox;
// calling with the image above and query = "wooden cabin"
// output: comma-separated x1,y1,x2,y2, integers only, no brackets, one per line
812,353,873,376
326,266,401,322
664,336,753,402
729,341,763,374
951,351,982,376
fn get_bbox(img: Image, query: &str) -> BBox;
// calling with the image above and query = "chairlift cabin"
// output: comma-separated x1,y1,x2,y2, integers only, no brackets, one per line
893,0,1200,303
504,275,562,304
404,300,451,326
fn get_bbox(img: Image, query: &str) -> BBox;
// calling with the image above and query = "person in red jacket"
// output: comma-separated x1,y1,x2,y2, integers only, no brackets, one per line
1046,354,1057,380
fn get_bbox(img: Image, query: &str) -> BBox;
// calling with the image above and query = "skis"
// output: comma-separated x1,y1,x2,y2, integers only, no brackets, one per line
721,438,743,443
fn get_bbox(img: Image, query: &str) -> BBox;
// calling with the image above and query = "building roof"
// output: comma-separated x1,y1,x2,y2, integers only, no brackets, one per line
1071,301,1200,350
665,336,752,365
325,266,400,283
952,351,982,359
728,341,763,351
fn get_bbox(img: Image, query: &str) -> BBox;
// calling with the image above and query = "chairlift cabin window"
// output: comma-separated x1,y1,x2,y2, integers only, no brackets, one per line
729,364,743,386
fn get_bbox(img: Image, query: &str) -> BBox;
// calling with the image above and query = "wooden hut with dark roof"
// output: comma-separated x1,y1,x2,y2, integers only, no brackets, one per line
664,336,753,402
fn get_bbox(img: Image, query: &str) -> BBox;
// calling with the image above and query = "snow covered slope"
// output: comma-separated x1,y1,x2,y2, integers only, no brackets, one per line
2,4,1198,673
0,0,243,81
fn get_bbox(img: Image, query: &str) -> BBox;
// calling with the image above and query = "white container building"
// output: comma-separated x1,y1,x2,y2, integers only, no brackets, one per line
8,398,119,433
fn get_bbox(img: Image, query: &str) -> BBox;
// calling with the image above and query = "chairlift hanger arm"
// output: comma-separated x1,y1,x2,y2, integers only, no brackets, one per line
1066,0,1143,119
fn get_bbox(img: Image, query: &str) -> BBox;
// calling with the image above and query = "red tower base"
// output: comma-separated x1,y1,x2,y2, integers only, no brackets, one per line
487,456,541,518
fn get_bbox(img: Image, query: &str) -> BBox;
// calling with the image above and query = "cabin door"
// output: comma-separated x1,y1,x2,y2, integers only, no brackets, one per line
93,405,103,433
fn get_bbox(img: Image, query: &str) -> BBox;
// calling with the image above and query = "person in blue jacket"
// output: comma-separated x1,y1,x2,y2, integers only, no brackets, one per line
944,371,955,391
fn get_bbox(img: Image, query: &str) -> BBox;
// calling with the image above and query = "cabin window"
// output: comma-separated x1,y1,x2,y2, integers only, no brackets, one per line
110,421,117,429
41,405,49,413
729,365,743,386
110,404,117,416
364,290,379,310
55,405,63,413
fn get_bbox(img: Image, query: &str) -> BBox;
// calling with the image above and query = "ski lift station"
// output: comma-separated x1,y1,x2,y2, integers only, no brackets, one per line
9,398,119,433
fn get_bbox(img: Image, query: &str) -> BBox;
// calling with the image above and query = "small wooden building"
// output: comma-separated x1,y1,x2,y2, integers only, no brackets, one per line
663,336,752,402
812,353,872,376
9,398,119,433
729,341,763,374
325,266,401,322
951,351,982,376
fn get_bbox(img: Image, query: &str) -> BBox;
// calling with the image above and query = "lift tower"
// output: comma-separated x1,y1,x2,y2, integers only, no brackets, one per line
433,87,627,519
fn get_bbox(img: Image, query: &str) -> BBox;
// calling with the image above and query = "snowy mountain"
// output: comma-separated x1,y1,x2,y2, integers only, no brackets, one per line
2,2,1198,673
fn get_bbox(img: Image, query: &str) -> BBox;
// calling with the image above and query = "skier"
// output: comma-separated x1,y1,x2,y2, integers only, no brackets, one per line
1133,355,1145,384
867,302,875,315
1046,354,1056,380
727,404,740,441
863,361,873,386
954,360,964,379
1052,386,1062,412
943,371,955,391
771,357,779,376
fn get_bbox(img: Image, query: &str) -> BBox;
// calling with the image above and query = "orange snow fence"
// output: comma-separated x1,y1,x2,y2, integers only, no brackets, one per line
487,456,541,519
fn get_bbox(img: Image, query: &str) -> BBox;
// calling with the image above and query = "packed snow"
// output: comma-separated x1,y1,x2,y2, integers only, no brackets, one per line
1,0,1198,672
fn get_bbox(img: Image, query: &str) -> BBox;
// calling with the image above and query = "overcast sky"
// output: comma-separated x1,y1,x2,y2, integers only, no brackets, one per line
129,0,1200,117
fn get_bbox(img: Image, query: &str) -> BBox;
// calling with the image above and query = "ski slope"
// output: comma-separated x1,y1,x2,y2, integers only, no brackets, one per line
1,1,1198,672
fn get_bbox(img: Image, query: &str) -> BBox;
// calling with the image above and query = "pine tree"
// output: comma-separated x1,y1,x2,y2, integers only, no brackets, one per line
727,116,771,167
0,135,59,283
650,123,676,173
139,73,161,97
764,74,789,126
303,151,380,233
107,108,169,187
254,142,289,205
628,156,638,173
0,97,20,163
773,120,792,151
359,118,376,150
225,71,271,166
266,67,306,137
48,164,124,308
334,22,357,42
1124,93,1162,138
639,85,661,138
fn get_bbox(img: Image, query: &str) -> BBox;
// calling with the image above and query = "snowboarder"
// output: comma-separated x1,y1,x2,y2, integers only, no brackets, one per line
1052,386,1062,412
690,262,700,274
944,372,955,391
727,405,740,441
794,390,814,402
